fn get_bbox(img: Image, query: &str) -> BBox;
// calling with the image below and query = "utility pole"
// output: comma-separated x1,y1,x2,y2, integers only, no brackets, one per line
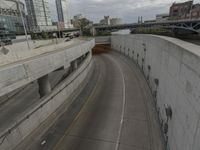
190,0,194,20
17,0,30,50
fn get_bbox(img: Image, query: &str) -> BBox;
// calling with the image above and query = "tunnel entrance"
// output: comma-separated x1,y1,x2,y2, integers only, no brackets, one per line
92,44,111,55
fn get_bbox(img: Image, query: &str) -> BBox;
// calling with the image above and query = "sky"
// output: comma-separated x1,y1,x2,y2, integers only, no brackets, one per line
41,0,200,23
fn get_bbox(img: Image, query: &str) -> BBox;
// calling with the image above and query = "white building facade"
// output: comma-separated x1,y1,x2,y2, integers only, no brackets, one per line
56,0,71,29
100,16,122,26
100,16,111,25
110,18,122,25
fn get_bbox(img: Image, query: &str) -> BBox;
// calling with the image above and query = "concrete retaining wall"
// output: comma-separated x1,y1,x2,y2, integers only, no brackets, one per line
111,34,200,150
0,39,95,97
95,36,111,44
0,52,93,150
3,38,64,53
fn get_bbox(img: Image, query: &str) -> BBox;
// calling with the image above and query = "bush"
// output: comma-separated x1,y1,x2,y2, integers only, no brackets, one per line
41,31,49,39
30,32,37,39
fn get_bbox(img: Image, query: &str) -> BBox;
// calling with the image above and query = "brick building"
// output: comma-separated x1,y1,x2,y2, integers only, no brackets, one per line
170,1,193,19
169,1,200,20
191,4,200,19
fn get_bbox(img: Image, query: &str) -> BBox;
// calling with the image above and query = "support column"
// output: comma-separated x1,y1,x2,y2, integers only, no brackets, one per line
71,60,78,71
38,74,51,97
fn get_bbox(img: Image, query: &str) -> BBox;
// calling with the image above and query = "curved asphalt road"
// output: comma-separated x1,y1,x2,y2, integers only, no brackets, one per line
16,51,164,150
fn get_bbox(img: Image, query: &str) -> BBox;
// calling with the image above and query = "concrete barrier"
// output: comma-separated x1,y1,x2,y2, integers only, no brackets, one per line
95,36,111,44
0,52,93,150
111,34,200,150
3,38,64,53
0,39,95,97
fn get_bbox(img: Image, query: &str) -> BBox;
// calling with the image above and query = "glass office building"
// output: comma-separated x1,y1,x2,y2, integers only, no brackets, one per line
0,0,26,34
25,0,57,32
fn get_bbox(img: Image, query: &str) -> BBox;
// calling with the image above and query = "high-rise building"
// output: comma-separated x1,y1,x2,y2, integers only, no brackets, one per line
56,0,71,29
72,14,83,28
25,0,57,32
99,16,122,26
100,16,111,25
0,0,26,33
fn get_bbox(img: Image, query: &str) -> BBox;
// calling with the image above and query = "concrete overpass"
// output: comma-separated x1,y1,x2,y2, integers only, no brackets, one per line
0,38,94,150
0,39,94,97
32,28,80,38
0,35,200,150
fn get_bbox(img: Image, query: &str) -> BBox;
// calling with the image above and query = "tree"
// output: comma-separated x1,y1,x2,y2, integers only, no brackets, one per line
41,31,49,39
73,18,92,36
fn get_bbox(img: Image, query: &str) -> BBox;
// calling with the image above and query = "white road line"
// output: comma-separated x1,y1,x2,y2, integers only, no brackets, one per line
106,55,126,150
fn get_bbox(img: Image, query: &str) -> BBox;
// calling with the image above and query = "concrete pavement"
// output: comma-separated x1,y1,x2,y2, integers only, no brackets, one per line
15,51,164,150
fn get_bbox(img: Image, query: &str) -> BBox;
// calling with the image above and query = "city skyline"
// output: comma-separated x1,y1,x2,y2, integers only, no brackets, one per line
19,0,200,23
49,0,200,23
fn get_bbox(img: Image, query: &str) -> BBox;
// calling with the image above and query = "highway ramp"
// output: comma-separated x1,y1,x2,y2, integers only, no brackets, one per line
15,51,164,150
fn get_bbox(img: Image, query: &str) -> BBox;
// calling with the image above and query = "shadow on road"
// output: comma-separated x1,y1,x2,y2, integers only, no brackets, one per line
92,44,111,55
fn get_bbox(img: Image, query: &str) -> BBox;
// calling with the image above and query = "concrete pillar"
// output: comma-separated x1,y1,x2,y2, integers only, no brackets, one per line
90,27,97,36
71,60,78,71
38,74,51,97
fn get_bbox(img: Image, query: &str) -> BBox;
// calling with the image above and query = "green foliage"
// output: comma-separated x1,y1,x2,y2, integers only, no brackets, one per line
30,32,37,39
74,18,93,36
41,31,49,39
75,18,91,30
31,31,52,40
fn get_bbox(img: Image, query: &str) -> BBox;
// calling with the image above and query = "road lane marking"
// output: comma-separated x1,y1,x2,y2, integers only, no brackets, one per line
113,52,156,150
53,57,103,150
105,55,126,150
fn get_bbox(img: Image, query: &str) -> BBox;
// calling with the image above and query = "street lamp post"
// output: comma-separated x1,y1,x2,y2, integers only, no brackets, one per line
17,0,30,50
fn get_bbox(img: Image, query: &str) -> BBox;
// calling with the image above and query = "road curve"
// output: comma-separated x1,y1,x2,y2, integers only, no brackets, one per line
16,51,164,150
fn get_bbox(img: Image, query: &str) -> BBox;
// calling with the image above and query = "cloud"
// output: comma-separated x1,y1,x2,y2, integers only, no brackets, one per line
49,0,200,23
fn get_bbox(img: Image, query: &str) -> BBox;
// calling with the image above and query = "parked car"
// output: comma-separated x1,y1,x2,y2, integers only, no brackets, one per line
73,32,80,37
0,37,12,46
